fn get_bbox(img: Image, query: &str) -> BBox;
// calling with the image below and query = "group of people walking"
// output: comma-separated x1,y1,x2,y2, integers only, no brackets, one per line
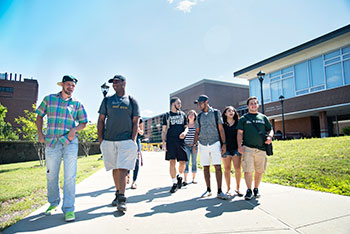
35,74,273,222
161,94,274,201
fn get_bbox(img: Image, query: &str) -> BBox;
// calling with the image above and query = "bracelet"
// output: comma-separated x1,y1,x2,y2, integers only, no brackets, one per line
222,142,226,144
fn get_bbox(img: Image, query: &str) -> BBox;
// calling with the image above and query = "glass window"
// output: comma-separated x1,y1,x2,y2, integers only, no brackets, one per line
309,56,324,87
344,60,350,85
325,63,343,88
342,46,350,54
249,78,260,101
296,90,309,95
311,86,325,92
343,54,350,60
270,70,281,78
324,50,340,60
282,78,294,98
282,66,293,74
295,62,309,91
263,75,270,102
325,57,341,65
271,81,282,101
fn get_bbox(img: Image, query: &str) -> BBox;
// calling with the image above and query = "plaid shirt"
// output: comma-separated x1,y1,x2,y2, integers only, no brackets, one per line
36,92,88,147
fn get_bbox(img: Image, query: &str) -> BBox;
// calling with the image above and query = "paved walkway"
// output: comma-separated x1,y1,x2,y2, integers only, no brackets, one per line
4,152,350,234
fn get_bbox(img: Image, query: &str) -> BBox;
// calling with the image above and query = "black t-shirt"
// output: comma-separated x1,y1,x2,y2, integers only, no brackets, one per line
162,111,187,140
223,122,238,151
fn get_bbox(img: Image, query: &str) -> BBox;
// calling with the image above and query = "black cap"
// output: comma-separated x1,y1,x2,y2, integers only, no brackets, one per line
108,75,126,83
194,95,209,104
57,75,78,86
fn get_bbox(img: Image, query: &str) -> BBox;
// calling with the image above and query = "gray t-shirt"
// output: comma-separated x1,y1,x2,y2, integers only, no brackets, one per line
98,94,140,141
195,107,223,145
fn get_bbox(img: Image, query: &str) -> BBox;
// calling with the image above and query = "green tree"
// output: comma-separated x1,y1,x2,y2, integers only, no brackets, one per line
79,122,98,156
15,104,46,166
0,103,18,140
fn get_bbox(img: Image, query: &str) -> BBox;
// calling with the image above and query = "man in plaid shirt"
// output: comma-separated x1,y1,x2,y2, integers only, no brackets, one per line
35,75,88,222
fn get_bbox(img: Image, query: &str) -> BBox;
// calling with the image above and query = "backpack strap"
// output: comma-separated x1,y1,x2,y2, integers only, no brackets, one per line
244,114,265,140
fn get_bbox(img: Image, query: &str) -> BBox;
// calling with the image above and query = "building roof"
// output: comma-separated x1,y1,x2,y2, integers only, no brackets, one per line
170,78,248,96
233,24,350,77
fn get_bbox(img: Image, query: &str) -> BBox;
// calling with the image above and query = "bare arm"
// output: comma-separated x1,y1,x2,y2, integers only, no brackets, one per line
36,115,45,143
97,114,106,144
161,125,167,151
237,129,244,154
131,116,140,142
218,123,226,154
179,125,188,139
138,122,144,135
265,129,274,144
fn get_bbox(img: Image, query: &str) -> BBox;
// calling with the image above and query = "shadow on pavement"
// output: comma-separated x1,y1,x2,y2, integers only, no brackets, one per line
127,186,172,203
75,186,115,198
134,196,260,218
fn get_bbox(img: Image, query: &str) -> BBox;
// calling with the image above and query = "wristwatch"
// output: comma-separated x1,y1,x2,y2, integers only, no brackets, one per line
222,142,226,145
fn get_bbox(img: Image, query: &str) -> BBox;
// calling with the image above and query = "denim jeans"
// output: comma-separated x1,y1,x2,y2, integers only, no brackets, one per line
184,145,197,173
45,137,78,213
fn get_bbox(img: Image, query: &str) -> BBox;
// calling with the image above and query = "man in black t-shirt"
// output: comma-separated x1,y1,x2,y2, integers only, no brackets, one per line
162,97,188,193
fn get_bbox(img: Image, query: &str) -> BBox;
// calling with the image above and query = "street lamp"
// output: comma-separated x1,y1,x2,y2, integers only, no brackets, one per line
101,82,109,97
279,95,286,140
257,70,265,114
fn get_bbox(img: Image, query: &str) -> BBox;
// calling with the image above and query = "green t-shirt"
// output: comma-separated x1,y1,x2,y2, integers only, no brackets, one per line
237,112,272,151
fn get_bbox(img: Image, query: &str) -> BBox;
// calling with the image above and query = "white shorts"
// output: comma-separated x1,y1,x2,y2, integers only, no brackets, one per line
100,139,138,171
199,141,222,166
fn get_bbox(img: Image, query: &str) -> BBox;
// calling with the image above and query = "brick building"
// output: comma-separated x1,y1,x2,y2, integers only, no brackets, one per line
0,72,39,128
234,24,350,138
143,79,249,143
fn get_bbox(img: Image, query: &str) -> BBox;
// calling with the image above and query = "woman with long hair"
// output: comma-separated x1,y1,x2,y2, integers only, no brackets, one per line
183,110,198,185
222,106,243,196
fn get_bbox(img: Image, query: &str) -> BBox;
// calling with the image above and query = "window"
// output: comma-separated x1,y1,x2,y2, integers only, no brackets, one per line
309,56,324,87
263,74,270,102
282,78,294,98
271,81,281,101
344,60,350,85
294,61,309,91
249,78,260,101
0,86,14,93
325,63,343,88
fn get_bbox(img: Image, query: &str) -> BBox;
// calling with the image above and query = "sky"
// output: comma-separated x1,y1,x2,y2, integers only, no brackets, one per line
1,0,350,122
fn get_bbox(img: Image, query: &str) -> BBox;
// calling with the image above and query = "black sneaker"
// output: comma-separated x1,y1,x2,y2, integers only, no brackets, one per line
170,183,178,193
253,188,260,198
117,195,127,212
182,181,188,187
245,189,253,200
112,191,119,206
177,175,183,189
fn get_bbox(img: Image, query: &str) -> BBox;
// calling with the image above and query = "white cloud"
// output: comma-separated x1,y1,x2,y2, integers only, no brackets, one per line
167,0,174,4
141,109,155,117
176,1,196,13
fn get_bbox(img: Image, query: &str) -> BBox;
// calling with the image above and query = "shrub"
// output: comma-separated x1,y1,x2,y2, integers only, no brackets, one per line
343,126,350,136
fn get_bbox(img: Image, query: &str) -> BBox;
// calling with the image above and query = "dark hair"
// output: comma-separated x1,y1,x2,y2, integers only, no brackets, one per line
139,118,143,124
246,96,258,106
222,106,239,125
187,110,197,122
170,97,180,106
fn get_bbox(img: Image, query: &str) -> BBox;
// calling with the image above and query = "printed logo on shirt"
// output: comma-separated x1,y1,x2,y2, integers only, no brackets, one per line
247,119,265,125
170,115,184,125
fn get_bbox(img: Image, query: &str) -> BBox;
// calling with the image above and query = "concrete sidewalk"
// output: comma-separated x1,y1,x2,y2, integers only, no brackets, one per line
4,151,350,234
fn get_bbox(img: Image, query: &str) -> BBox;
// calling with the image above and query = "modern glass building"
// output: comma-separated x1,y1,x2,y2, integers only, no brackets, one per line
234,24,350,138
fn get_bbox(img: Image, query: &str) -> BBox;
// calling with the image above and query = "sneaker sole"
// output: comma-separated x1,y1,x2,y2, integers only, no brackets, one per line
245,196,253,200
117,206,127,212
65,218,75,222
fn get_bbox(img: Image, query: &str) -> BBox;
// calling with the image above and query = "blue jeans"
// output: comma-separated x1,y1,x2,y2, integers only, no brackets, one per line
184,145,197,173
45,137,78,213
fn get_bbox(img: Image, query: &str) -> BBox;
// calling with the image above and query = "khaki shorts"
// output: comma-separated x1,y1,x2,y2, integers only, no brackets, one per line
241,146,267,173
100,139,138,171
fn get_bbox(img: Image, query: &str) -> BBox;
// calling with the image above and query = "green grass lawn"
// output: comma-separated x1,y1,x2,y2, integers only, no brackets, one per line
202,136,350,196
0,154,104,231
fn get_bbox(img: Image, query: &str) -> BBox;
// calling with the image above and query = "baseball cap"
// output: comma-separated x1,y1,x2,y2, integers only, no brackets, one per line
108,75,126,83
194,95,209,104
57,75,78,86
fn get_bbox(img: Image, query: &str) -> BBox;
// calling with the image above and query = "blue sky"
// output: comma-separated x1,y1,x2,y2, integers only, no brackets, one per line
1,0,349,122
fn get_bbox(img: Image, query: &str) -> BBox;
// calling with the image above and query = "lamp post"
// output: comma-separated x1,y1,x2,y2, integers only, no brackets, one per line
257,70,265,114
279,95,286,140
101,82,109,97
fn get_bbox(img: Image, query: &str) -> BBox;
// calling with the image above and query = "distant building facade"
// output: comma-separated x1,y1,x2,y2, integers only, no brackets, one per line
234,24,350,138
143,79,249,143
0,72,39,128
170,79,249,115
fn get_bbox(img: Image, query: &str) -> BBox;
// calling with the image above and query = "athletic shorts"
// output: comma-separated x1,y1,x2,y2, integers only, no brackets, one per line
241,146,267,173
199,141,222,166
165,139,188,161
100,139,138,171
